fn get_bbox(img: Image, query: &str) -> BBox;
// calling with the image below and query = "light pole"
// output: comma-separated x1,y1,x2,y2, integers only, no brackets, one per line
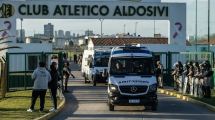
124,24,126,35
135,22,138,36
195,0,198,52
208,0,210,52
153,20,156,36
20,18,23,43
99,19,104,38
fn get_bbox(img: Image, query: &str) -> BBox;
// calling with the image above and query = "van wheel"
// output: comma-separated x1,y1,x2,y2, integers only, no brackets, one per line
93,76,96,86
109,103,114,111
84,76,88,83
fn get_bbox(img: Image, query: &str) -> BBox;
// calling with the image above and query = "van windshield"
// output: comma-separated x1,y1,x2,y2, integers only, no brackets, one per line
94,57,109,67
94,52,110,67
110,57,154,75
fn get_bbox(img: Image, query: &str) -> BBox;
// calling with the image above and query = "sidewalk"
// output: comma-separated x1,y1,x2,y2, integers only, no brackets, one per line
35,96,65,120
158,87,215,112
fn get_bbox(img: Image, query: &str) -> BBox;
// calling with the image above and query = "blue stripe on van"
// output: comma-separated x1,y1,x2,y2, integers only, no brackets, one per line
112,50,151,55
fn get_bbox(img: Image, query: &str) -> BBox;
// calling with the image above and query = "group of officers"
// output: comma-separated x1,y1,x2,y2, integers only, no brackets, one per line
155,60,213,98
172,60,213,98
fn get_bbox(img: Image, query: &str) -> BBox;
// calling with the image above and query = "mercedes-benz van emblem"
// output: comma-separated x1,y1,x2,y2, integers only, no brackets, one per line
130,86,137,93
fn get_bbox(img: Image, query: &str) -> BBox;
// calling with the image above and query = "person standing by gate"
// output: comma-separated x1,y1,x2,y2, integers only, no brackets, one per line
155,61,164,88
27,61,51,112
49,62,61,112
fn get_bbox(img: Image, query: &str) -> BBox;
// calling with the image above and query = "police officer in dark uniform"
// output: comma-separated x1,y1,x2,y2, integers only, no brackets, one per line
202,61,213,98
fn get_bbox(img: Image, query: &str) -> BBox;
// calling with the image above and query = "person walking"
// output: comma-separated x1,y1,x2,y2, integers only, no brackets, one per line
27,62,51,112
63,62,75,92
73,54,78,64
49,62,61,112
78,54,83,65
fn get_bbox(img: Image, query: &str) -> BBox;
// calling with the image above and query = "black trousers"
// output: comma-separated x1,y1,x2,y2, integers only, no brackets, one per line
50,88,57,109
30,90,47,111
64,77,69,91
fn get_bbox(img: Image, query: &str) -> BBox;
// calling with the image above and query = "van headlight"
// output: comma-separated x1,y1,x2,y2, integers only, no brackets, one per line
149,84,157,92
109,84,118,92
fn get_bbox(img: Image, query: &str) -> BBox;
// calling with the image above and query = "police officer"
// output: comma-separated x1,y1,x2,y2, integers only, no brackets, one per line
156,61,164,88
183,63,189,94
187,61,194,95
172,61,183,91
198,63,204,98
172,62,178,91
178,61,183,93
202,61,213,98
193,62,200,97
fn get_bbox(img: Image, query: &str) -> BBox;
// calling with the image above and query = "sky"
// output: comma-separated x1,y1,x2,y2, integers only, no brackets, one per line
16,0,215,38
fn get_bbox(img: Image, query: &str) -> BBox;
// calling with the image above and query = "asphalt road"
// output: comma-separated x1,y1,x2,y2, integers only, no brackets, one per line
51,70,215,120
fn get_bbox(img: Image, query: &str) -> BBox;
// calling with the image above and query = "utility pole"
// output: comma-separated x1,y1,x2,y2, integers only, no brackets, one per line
153,20,156,37
20,18,23,43
195,0,198,52
99,19,104,38
124,24,126,35
208,0,210,52
135,22,138,36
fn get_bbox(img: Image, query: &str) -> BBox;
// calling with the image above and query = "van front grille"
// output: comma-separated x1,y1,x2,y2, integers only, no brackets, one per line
119,86,148,94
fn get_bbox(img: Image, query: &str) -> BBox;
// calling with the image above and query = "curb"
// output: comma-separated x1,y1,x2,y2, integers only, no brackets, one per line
158,89,215,112
34,96,65,120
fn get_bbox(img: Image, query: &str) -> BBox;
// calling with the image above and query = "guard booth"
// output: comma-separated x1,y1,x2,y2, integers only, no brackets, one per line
154,52,214,87
6,52,64,91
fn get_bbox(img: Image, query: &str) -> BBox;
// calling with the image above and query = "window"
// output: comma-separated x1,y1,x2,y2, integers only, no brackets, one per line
28,56,38,70
110,57,154,76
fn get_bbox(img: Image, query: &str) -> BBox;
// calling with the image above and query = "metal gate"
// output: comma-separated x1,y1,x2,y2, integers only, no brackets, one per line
6,52,64,91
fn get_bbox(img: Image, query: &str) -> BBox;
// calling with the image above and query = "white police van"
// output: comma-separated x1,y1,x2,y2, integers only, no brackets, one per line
81,48,111,86
107,45,158,111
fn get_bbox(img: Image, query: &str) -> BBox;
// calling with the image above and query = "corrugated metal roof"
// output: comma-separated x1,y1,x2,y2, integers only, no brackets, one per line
91,37,168,46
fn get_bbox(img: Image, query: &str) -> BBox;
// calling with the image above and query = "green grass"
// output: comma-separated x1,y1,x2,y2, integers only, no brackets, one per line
0,90,61,120
164,88,215,106
190,90,215,106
